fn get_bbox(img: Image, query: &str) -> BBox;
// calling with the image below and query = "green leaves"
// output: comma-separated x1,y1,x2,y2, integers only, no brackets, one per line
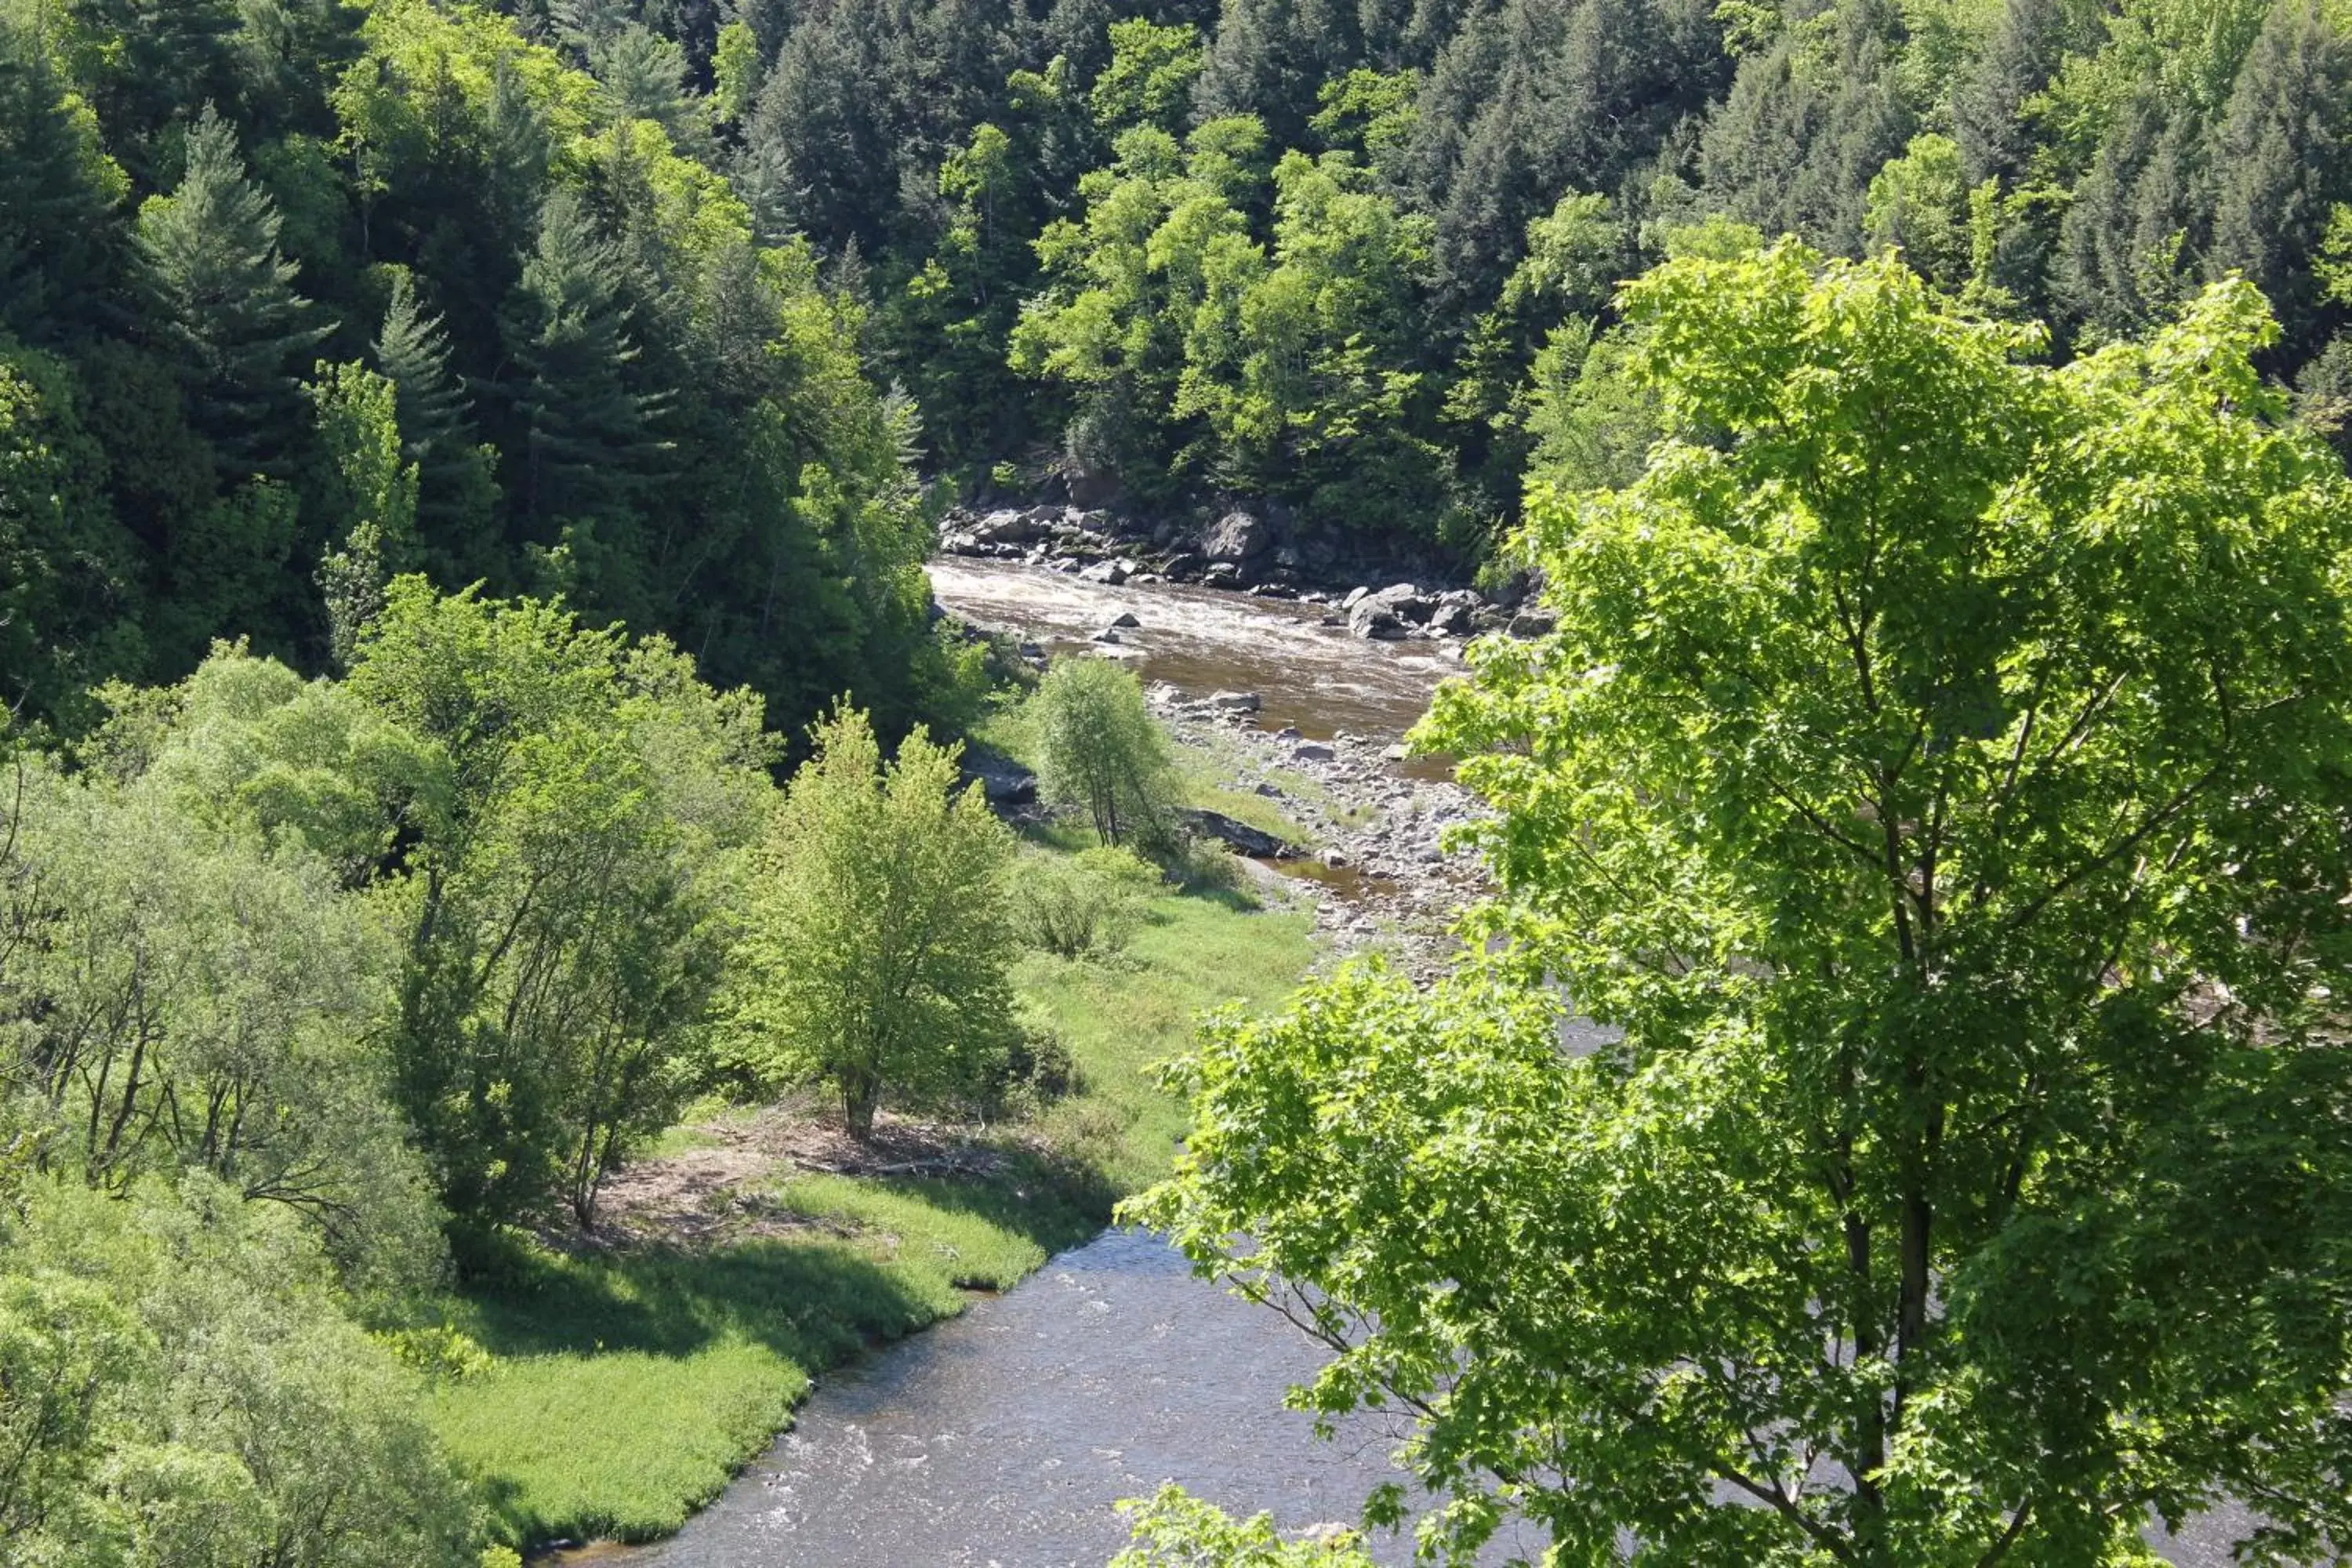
1030,655,1180,851
1152,249,2352,1566
728,705,1017,1141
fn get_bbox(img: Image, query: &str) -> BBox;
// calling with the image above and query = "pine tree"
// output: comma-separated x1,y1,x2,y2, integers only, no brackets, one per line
2206,0,2352,343
134,105,332,477
76,0,241,172
741,1,901,251
0,16,119,344
592,24,713,158
2053,91,2205,339
499,190,670,534
1950,0,2071,183
1195,0,1365,151
375,271,497,572
1699,0,1915,256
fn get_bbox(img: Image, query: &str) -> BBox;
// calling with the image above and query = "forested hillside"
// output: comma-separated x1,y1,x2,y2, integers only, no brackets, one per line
8,0,2349,731
0,0,974,731
717,0,2352,544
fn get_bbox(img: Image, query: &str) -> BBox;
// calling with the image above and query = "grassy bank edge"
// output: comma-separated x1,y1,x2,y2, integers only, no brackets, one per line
427,873,1315,1551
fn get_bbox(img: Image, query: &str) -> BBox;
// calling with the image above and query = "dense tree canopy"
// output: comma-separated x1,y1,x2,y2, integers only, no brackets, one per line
0,0,968,737
1137,250,2352,1565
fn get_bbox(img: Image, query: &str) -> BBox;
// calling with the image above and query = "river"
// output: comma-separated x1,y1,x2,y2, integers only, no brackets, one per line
609,561,2260,1568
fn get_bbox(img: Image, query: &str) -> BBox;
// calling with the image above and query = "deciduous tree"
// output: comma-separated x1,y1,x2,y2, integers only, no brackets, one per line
1139,248,2352,1567
730,705,1016,1141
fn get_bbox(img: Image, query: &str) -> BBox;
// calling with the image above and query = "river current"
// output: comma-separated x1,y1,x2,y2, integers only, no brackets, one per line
601,561,2259,1568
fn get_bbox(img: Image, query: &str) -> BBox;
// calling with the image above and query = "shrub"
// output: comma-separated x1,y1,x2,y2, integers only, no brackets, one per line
1007,845,1161,958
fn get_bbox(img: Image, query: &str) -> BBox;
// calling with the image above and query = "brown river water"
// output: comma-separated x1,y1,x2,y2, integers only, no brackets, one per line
926,557,1457,747
579,562,2257,1568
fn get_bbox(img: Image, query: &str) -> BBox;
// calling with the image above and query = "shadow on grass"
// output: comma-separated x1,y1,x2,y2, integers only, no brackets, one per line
459,1232,952,1368
879,1149,1118,1251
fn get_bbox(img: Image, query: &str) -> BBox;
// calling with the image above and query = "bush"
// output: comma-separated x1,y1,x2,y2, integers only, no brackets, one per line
1031,657,1181,851
1007,845,1162,958
1163,834,1255,899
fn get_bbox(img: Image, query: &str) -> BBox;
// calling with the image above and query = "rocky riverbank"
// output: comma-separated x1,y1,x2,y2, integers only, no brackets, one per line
936,502,1560,644
1142,683,1488,984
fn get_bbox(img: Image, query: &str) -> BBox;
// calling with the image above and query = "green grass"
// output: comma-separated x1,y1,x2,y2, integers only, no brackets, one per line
427,874,1311,1552
1020,887,1312,1192
433,1154,1106,1546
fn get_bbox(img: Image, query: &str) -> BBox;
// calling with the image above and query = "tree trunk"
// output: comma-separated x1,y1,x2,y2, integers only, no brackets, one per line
844,1074,879,1143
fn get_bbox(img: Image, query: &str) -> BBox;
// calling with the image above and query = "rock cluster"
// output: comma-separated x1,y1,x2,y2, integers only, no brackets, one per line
937,503,1545,645
1145,684,1491,982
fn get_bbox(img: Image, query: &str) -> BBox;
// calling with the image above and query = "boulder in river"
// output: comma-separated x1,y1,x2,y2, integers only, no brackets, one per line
1203,510,1272,562
1426,600,1474,637
1294,742,1336,762
1107,610,1142,629
1203,561,1241,586
972,508,1047,545
1208,689,1261,712
1183,808,1296,859
1078,557,1132,585
1347,599,1410,641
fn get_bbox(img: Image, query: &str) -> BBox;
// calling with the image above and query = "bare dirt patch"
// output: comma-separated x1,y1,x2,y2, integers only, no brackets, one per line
580,1097,1014,1250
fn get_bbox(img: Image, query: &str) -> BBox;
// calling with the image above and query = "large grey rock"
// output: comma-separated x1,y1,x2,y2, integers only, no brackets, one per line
1508,608,1560,637
1106,610,1142,629
1203,510,1272,562
1077,557,1132,585
1203,561,1241,586
1367,583,1432,622
961,746,1036,807
1207,690,1261,713
1183,808,1296,859
1293,742,1336,762
972,508,1046,545
1348,600,1411,641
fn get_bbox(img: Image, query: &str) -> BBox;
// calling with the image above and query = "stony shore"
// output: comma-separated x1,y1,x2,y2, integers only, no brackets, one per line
938,501,1559,643
1144,681,1488,984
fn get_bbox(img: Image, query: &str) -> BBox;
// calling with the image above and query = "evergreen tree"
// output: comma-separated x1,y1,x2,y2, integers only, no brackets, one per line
592,22,713,157
499,189,670,539
2206,0,2352,343
374,270,495,570
1699,0,1915,256
741,0,901,250
74,0,242,174
2053,90,2205,339
1950,0,2072,183
133,104,332,477
0,16,120,345
1194,0,1365,150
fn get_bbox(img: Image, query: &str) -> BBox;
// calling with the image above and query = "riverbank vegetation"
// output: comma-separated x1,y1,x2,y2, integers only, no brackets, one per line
1,582,1312,1556
1134,254,2352,1565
